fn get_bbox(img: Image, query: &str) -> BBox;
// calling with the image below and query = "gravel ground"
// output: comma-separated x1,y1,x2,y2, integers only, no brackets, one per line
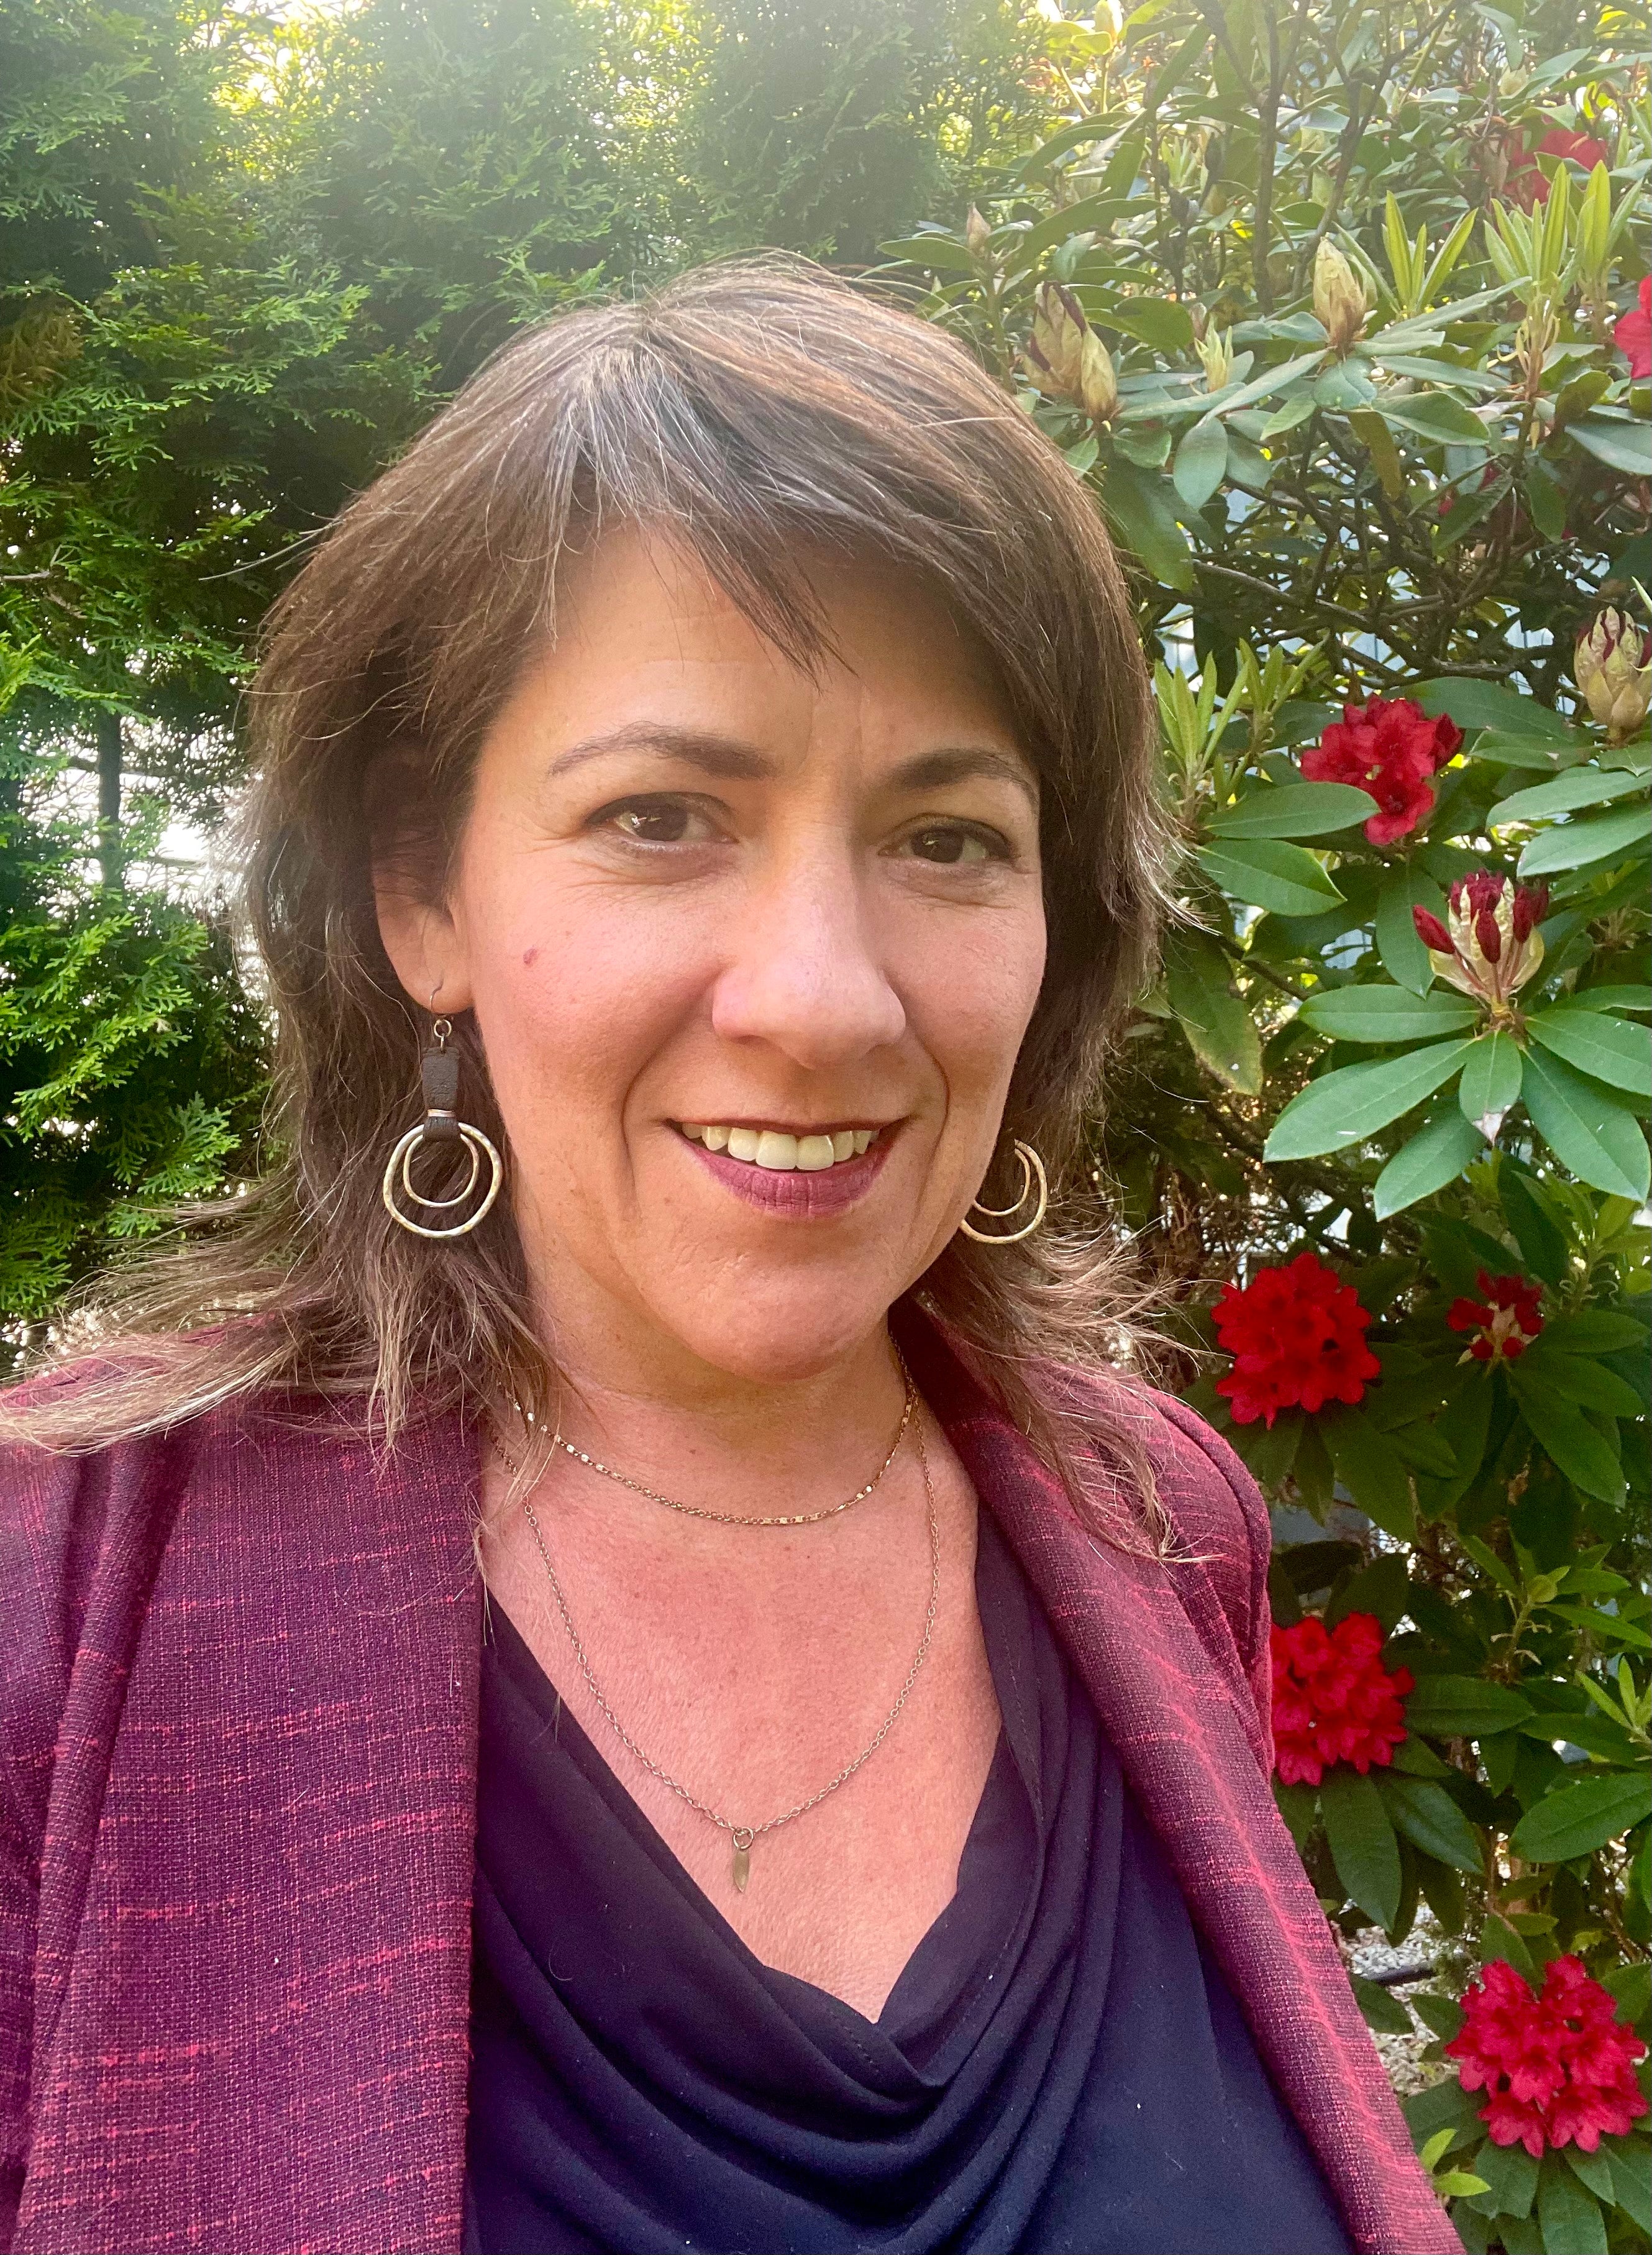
1348,1918,1455,2097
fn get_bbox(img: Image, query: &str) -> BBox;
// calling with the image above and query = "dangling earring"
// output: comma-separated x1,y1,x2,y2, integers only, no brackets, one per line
959,1139,1047,1244
381,1007,504,1239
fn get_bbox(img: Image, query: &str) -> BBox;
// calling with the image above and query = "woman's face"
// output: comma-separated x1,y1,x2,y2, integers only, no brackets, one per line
376,526,1046,1386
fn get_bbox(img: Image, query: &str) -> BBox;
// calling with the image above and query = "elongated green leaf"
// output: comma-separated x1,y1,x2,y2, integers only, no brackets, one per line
1376,1774,1485,1873
1414,682,1579,746
1321,1408,1414,1539
1568,414,1652,476
1375,864,1449,994
1207,782,1378,839
1376,390,1490,445
1517,800,1652,876
1536,2150,1609,2255
1458,1032,1523,1137
1350,1973,1414,2034
1172,414,1228,510
1195,839,1345,917
1563,2146,1617,2205
1264,1041,1472,1161
1515,1348,1644,1417
1165,933,1262,1094
1100,460,1195,590
1373,1107,1484,1218
1469,2138,1538,2221
1526,1007,1652,1099
1402,1676,1535,1739
1498,1167,1569,1285
875,234,979,273
1569,985,1652,1015
1541,1309,1650,1353
1297,988,1477,1041
1320,1767,1402,1929
1520,1048,1651,1201
1492,768,1648,823
1506,1368,1628,1502
1609,2147,1652,2233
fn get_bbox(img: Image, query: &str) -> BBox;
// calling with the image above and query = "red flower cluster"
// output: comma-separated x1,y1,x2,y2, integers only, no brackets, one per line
1448,1270,1545,1363
1507,127,1612,211
1301,698,1464,845
1446,1955,1650,2157
1271,1612,1414,1786
1213,1252,1381,1427
1617,275,1652,382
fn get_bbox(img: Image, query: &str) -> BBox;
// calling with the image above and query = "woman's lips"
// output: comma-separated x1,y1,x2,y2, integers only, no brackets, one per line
679,1132,893,1217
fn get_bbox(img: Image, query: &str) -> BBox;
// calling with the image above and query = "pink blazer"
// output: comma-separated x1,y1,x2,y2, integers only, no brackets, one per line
0,1317,1456,2255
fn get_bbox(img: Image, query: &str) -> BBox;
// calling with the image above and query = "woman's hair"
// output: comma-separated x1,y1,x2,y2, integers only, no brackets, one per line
8,256,1179,1548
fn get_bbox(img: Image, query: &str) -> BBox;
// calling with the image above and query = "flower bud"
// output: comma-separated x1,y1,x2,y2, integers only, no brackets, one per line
1025,280,1089,402
1079,327,1119,421
1195,327,1234,392
964,204,992,262
1575,610,1652,744
1415,871,1546,1024
1313,239,1367,354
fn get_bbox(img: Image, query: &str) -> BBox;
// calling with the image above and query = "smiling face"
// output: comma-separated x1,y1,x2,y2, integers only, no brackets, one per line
374,525,1047,1389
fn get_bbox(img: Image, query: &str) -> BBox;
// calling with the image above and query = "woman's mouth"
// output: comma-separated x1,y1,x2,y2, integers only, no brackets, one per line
673,1121,892,1216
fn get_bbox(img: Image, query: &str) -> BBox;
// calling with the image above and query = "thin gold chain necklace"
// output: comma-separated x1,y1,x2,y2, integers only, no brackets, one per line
493,1395,941,1894
510,1371,915,1528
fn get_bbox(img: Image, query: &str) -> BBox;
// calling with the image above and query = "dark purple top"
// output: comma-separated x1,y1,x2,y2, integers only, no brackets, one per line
463,1510,1351,2254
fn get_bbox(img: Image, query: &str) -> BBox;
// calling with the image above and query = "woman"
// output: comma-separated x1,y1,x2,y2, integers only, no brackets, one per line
0,260,1454,2255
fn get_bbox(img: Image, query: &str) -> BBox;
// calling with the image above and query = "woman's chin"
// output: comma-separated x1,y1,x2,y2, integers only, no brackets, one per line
646,1283,907,1388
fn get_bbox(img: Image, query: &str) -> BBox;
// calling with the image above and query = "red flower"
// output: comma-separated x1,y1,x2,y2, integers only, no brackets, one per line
1615,275,1651,380
1508,127,1612,210
1448,1269,1545,1362
1213,1252,1380,1427
1301,698,1464,845
1271,1612,1415,1786
1446,1955,1649,2157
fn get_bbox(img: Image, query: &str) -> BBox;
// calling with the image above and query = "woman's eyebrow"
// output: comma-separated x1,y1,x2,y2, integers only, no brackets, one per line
547,723,776,779
889,746,1039,810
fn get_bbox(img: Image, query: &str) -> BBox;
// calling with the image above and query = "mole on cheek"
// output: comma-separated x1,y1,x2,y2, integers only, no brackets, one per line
523,946,540,967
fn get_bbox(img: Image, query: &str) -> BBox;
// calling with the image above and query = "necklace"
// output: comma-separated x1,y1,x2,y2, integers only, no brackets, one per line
511,1368,915,1529
505,1411,941,1894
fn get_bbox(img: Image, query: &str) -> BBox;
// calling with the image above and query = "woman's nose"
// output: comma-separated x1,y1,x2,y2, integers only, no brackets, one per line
709,853,906,1070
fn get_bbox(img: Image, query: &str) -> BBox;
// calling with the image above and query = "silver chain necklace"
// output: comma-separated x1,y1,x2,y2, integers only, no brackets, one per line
501,1401,941,1894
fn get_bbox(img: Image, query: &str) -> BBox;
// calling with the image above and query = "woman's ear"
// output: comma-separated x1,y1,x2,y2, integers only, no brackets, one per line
372,868,475,1016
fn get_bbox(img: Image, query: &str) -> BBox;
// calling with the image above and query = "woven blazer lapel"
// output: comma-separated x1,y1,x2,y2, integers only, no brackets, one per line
13,1404,483,2255
900,1311,1459,2255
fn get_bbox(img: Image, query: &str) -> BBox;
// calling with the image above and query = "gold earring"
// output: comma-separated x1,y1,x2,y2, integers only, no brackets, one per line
381,1012,504,1240
959,1139,1047,1245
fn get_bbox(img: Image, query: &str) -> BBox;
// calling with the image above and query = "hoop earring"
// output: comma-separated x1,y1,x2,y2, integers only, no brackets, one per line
381,1013,504,1240
959,1139,1048,1245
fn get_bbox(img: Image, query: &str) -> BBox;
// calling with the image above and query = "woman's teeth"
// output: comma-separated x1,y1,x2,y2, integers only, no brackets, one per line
679,1124,878,1171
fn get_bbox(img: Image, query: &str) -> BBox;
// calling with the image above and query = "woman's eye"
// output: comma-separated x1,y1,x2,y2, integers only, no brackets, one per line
903,825,998,866
598,798,718,845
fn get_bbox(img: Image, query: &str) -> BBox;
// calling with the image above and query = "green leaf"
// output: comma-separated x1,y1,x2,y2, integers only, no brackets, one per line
1541,1309,1650,1354
1375,864,1449,994
1562,2146,1617,2205
1468,2139,1539,2221
1526,1007,1652,1099
1320,1767,1403,1929
1517,800,1652,876
1414,684,1579,746
1376,390,1491,445
1402,2074,1483,2149
1513,1347,1643,1416
1297,988,1477,1041
1172,414,1228,510
1411,1990,1465,2041
1508,1772,1652,1863
1458,1032,1523,1138
875,234,979,273
1506,1365,1628,1504
1100,460,1195,590
1481,1913,1539,1983
1520,1048,1651,1202
1273,1777,1320,1850
1402,1677,1536,1739
1376,1774,1485,1873
1350,1972,1414,2033
1570,985,1652,1015
1492,769,1648,823
1207,782,1379,839
1325,1550,1410,1632
1264,1041,1473,1161
1320,1408,1415,1539
1497,1168,1570,1286
1609,2146,1652,2232
1195,839,1346,917
1373,1107,1484,1218
1165,933,1263,1094
1568,414,1652,477
1536,2150,1609,2255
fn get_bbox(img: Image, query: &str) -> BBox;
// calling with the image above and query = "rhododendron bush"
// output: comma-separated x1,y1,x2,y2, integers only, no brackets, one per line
895,1,1647,2244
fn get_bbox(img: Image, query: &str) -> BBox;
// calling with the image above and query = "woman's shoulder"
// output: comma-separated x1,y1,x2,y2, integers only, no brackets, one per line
1047,1359,1269,1561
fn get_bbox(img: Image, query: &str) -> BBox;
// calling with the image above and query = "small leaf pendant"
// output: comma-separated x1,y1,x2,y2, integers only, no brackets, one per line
731,1829,754,1893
